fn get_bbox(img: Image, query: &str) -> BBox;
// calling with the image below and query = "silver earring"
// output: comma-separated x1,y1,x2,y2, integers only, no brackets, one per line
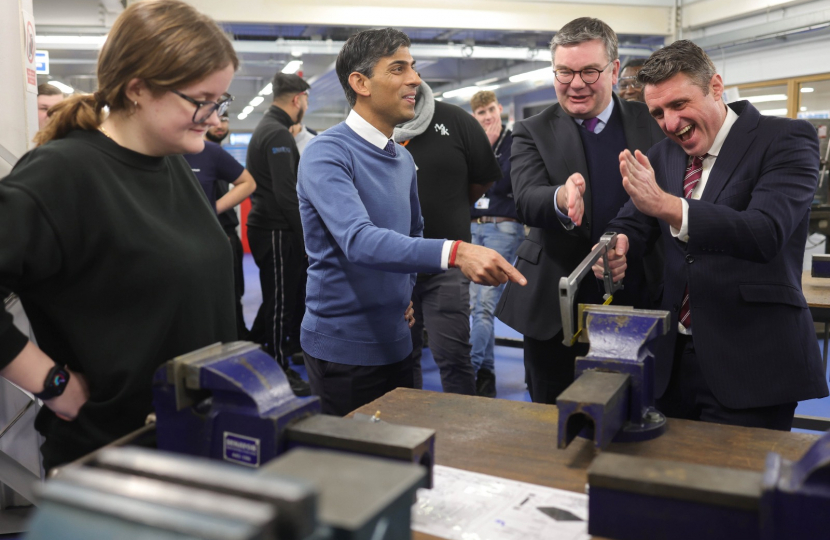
133,100,138,107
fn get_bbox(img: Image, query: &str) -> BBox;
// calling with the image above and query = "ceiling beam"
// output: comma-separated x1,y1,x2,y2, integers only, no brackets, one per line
187,0,674,36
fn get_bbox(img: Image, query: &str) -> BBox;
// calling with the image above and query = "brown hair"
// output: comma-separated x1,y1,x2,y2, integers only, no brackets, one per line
637,40,717,95
37,83,63,97
470,91,497,112
35,0,238,146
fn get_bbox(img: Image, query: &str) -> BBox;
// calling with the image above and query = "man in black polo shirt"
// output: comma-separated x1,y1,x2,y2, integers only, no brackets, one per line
468,91,524,397
246,72,311,396
394,82,502,395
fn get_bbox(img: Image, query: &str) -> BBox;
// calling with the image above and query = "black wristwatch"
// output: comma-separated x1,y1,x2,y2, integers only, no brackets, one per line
34,365,71,401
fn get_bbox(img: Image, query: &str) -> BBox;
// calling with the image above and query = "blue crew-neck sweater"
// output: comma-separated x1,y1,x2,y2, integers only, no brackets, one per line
297,122,446,366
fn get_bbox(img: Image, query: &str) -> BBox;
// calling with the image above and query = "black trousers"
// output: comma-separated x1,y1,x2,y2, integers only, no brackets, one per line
223,225,248,340
657,334,797,431
523,331,589,405
410,269,475,395
304,351,414,416
247,227,306,368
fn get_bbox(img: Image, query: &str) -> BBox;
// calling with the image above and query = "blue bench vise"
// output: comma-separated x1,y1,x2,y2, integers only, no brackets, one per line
556,232,670,450
152,342,435,485
587,430,830,540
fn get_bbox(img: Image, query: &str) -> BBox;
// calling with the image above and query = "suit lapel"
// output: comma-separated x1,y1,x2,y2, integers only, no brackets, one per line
618,95,649,152
700,102,758,203
666,144,689,196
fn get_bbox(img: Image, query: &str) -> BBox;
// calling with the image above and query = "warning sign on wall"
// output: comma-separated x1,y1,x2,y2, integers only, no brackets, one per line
22,11,37,94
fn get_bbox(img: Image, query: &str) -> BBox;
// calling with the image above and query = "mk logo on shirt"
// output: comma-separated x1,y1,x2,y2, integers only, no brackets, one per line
434,124,450,136
271,147,291,154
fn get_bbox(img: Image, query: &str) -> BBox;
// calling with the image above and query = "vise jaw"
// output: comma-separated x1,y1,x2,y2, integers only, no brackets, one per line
556,305,670,450
152,341,321,466
586,430,830,540
152,342,436,485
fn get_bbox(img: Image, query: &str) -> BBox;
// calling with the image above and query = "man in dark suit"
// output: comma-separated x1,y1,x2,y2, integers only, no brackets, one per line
496,17,664,404
596,40,829,430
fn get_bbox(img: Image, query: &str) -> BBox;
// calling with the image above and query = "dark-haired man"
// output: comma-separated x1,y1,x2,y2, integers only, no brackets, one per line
594,40,829,430
206,114,230,143
496,17,664,405
618,58,646,102
297,28,526,415
246,73,311,396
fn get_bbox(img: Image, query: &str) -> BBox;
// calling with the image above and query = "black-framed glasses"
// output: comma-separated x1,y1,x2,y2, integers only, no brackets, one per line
618,76,644,91
170,89,234,124
554,61,613,85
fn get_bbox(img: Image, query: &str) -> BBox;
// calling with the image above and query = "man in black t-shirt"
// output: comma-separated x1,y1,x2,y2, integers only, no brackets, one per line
394,82,502,395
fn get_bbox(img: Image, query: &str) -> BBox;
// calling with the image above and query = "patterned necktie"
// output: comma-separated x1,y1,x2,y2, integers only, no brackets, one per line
583,117,599,133
678,154,706,330
384,139,396,157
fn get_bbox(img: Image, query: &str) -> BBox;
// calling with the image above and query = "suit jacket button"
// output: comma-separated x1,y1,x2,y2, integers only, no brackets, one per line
672,304,679,312
686,254,694,264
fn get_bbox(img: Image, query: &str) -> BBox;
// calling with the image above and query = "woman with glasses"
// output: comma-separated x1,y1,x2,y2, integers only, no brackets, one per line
0,0,239,470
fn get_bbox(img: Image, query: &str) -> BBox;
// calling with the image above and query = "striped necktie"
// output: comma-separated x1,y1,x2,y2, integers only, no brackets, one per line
678,154,706,330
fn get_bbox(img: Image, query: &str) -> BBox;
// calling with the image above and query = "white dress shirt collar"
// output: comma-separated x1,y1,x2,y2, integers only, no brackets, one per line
702,104,739,159
345,109,392,150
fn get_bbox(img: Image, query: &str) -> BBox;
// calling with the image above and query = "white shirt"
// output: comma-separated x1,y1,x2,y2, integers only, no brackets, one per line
673,104,739,334
345,110,453,269
672,105,740,241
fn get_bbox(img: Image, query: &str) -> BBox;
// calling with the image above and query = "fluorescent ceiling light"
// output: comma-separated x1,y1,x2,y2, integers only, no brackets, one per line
242,105,254,114
801,106,808,111
48,80,74,94
476,77,499,86
435,97,444,101
258,83,273,96
282,60,302,74
36,35,107,47
508,68,552,83
249,96,264,107
759,108,787,116
801,87,814,93
237,113,248,120
442,85,499,99
745,94,787,103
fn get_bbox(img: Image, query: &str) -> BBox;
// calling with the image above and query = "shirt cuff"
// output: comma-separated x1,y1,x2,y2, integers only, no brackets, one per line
553,186,575,231
440,240,453,270
670,198,690,242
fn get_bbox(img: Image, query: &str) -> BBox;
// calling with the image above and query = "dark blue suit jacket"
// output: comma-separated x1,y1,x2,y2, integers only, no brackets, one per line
608,100,829,409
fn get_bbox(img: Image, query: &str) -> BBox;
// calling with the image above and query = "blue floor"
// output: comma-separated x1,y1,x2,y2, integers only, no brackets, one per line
241,253,830,431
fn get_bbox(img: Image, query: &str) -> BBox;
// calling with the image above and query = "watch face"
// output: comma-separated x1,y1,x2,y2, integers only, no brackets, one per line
51,371,68,387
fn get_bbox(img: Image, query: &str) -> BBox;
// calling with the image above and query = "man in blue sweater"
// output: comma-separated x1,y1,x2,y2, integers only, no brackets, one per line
297,28,526,416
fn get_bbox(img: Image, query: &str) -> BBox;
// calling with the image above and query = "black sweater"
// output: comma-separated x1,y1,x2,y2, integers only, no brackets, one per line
0,130,236,469
245,105,303,234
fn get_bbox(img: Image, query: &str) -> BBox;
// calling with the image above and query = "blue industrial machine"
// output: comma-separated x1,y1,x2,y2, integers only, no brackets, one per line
556,232,669,449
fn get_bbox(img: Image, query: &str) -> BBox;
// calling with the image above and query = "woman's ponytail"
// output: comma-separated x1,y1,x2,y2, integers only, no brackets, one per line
33,93,104,146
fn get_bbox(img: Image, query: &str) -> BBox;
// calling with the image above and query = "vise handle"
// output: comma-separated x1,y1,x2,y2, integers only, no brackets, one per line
559,232,624,346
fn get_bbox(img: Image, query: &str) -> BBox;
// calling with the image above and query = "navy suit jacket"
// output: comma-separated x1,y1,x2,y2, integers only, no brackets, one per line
496,95,665,340
608,100,829,409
